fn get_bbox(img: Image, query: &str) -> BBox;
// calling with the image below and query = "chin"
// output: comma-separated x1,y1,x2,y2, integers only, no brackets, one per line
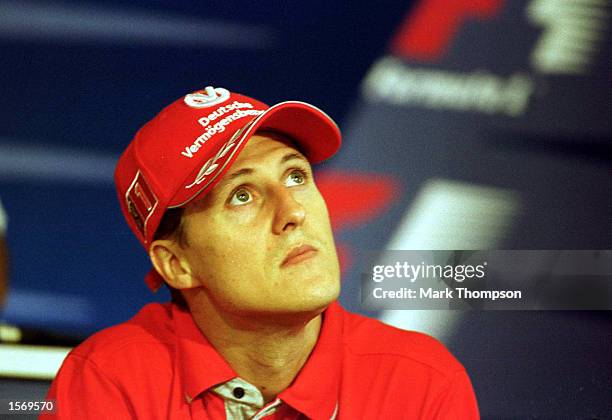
266,282,339,316
297,280,341,310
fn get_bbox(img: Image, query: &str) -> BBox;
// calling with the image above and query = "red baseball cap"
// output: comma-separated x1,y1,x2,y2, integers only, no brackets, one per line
114,86,341,291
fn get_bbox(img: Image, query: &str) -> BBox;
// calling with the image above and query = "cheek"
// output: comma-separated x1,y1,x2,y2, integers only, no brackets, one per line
229,204,259,224
189,226,268,282
304,190,334,232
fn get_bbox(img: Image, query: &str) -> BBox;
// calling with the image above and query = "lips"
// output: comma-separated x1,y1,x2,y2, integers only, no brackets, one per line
281,244,318,267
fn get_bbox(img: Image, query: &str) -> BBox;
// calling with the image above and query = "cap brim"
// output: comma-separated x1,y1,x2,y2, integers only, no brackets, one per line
255,101,341,164
168,101,342,209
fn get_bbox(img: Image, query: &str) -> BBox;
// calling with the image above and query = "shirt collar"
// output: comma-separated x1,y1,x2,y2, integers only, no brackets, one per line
173,301,343,419
172,304,237,402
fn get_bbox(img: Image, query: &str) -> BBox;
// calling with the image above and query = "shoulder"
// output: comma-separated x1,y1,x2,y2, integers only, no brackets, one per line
47,303,179,412
329,306,480,418
66,302,175,372
335,305,465,378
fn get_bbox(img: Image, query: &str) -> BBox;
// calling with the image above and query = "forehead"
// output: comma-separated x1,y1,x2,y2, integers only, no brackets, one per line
184,132,309,213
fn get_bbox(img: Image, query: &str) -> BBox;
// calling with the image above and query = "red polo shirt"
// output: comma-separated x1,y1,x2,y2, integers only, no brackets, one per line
43,302,479,419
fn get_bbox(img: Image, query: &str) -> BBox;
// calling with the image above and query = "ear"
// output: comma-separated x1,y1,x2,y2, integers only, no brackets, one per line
149,239,198,290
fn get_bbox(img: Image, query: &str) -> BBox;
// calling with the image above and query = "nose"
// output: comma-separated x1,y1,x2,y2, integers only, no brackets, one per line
272,186,306,235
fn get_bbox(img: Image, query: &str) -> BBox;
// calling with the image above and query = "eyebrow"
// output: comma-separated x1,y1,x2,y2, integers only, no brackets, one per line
223,152,308,183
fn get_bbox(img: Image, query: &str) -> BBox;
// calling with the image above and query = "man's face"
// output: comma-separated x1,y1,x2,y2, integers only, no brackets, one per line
178,132,340,317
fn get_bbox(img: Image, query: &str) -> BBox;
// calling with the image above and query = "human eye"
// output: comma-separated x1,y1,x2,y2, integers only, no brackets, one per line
285,168,308,187
228,187,253,206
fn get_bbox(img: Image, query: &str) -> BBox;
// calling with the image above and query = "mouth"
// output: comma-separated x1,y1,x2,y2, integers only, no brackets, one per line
281,244,318,268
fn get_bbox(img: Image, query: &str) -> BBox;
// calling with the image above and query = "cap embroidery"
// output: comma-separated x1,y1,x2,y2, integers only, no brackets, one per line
184,124,250,189
184,86,230,108
181,106,264,159
125,171,158,239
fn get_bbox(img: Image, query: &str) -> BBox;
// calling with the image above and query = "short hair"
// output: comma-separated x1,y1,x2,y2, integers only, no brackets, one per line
154,207,187,247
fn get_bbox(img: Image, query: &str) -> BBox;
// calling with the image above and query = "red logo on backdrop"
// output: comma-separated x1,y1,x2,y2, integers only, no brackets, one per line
316,170,401,275
391,0,503,61
125,171,158,237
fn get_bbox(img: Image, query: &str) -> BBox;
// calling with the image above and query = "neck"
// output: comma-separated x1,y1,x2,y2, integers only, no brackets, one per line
185,289,324,403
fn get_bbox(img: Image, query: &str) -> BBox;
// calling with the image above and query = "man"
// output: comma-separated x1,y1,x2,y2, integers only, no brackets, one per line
45,87,479,419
